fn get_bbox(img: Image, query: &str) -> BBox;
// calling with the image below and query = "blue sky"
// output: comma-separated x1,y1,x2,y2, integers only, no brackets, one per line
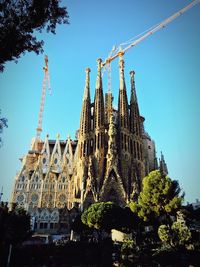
0,0,200,203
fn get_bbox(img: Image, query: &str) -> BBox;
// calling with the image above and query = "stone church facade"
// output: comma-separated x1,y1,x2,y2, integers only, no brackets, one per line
11,56,167,232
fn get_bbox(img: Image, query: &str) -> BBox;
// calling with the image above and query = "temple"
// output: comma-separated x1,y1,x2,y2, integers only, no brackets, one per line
11,57,167,233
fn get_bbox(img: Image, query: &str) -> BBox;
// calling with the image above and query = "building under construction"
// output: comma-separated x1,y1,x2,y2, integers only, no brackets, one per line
11,55,167,233
11,0,199,233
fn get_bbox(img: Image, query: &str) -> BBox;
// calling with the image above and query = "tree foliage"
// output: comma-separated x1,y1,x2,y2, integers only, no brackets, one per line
158,211,191,248
129,170,184,222
81,202,138,233
81,202,120,232
0,0,69,71
0,109,8,146
0,202,31,245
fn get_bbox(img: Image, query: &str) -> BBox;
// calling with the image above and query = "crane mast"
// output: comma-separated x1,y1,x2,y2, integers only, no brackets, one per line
102,0,200,67
36,55,52,140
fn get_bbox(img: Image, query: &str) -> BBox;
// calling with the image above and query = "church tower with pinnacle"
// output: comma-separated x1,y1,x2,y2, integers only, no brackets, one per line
11,57,164,218
71,55,154,208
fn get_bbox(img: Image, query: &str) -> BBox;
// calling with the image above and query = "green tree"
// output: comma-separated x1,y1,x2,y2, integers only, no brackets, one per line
81,202,120,232
0,0,69,71
81,202,141,243
0,202,31,266
0,202,31,244
129,170,183,222
158,211,191,249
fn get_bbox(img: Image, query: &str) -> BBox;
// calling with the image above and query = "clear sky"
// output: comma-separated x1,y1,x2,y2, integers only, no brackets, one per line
0,0,200,203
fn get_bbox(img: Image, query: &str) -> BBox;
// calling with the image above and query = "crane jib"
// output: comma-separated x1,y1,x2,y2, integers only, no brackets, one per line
102,0,200,67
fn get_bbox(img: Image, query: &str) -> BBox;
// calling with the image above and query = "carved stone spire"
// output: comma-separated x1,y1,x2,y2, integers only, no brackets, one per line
96,58,102,89
129,70,140,134
83,68,91,100
119,56,125,89
118,55,129,129
159,151,168,176
107,111,117,159
94,58,104,130
105,91,113,125
130,70,137,103
80,68,91,136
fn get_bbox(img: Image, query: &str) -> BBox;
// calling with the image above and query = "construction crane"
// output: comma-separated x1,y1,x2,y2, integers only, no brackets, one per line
36,55,52,140
102,0,200,91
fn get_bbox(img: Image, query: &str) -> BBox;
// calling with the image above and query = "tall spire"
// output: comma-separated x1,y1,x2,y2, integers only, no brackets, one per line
159,151,168,176
105,92,113,125
94,58,104,129
129,70,141,135
96,58,102,90
118,55,129,129
83,68,91,100
130,70,137,103
80,68,91,136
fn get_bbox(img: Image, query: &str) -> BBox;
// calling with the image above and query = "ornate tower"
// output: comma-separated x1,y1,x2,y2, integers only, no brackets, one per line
79,68,91,158
117,54,131,200
74,68,92,205
129,70,145,195
159,152,168,176
93,58,105,190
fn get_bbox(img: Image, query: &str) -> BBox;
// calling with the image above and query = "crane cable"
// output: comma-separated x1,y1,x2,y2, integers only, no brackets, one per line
101,0,200,94
102,0,200,68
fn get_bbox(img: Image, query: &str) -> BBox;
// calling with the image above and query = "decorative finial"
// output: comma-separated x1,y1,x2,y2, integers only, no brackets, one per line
96,58,102,89
46,133,49,138
119,54,125,90
85,67,91,74
130,70,137,102
97,58,102,73
119,57,124,70
83,68,91,100
56,133,60,140
67,134,71,140
130,70,135,77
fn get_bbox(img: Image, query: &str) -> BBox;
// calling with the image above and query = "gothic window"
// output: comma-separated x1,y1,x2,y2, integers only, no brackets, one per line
91,119,94,130
140,144,143,159
58,193,66,203
43,158,46,164
83,141,86,157
137,142,140,160
130,139,133,154
31,193,39,203
17,194,24,203
101,133,104,148
90,139,94,154
134,141,136,158
97,134,100,149
54,158,58,164
121,133,123,149
80,143,83,158
127,136,130,152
